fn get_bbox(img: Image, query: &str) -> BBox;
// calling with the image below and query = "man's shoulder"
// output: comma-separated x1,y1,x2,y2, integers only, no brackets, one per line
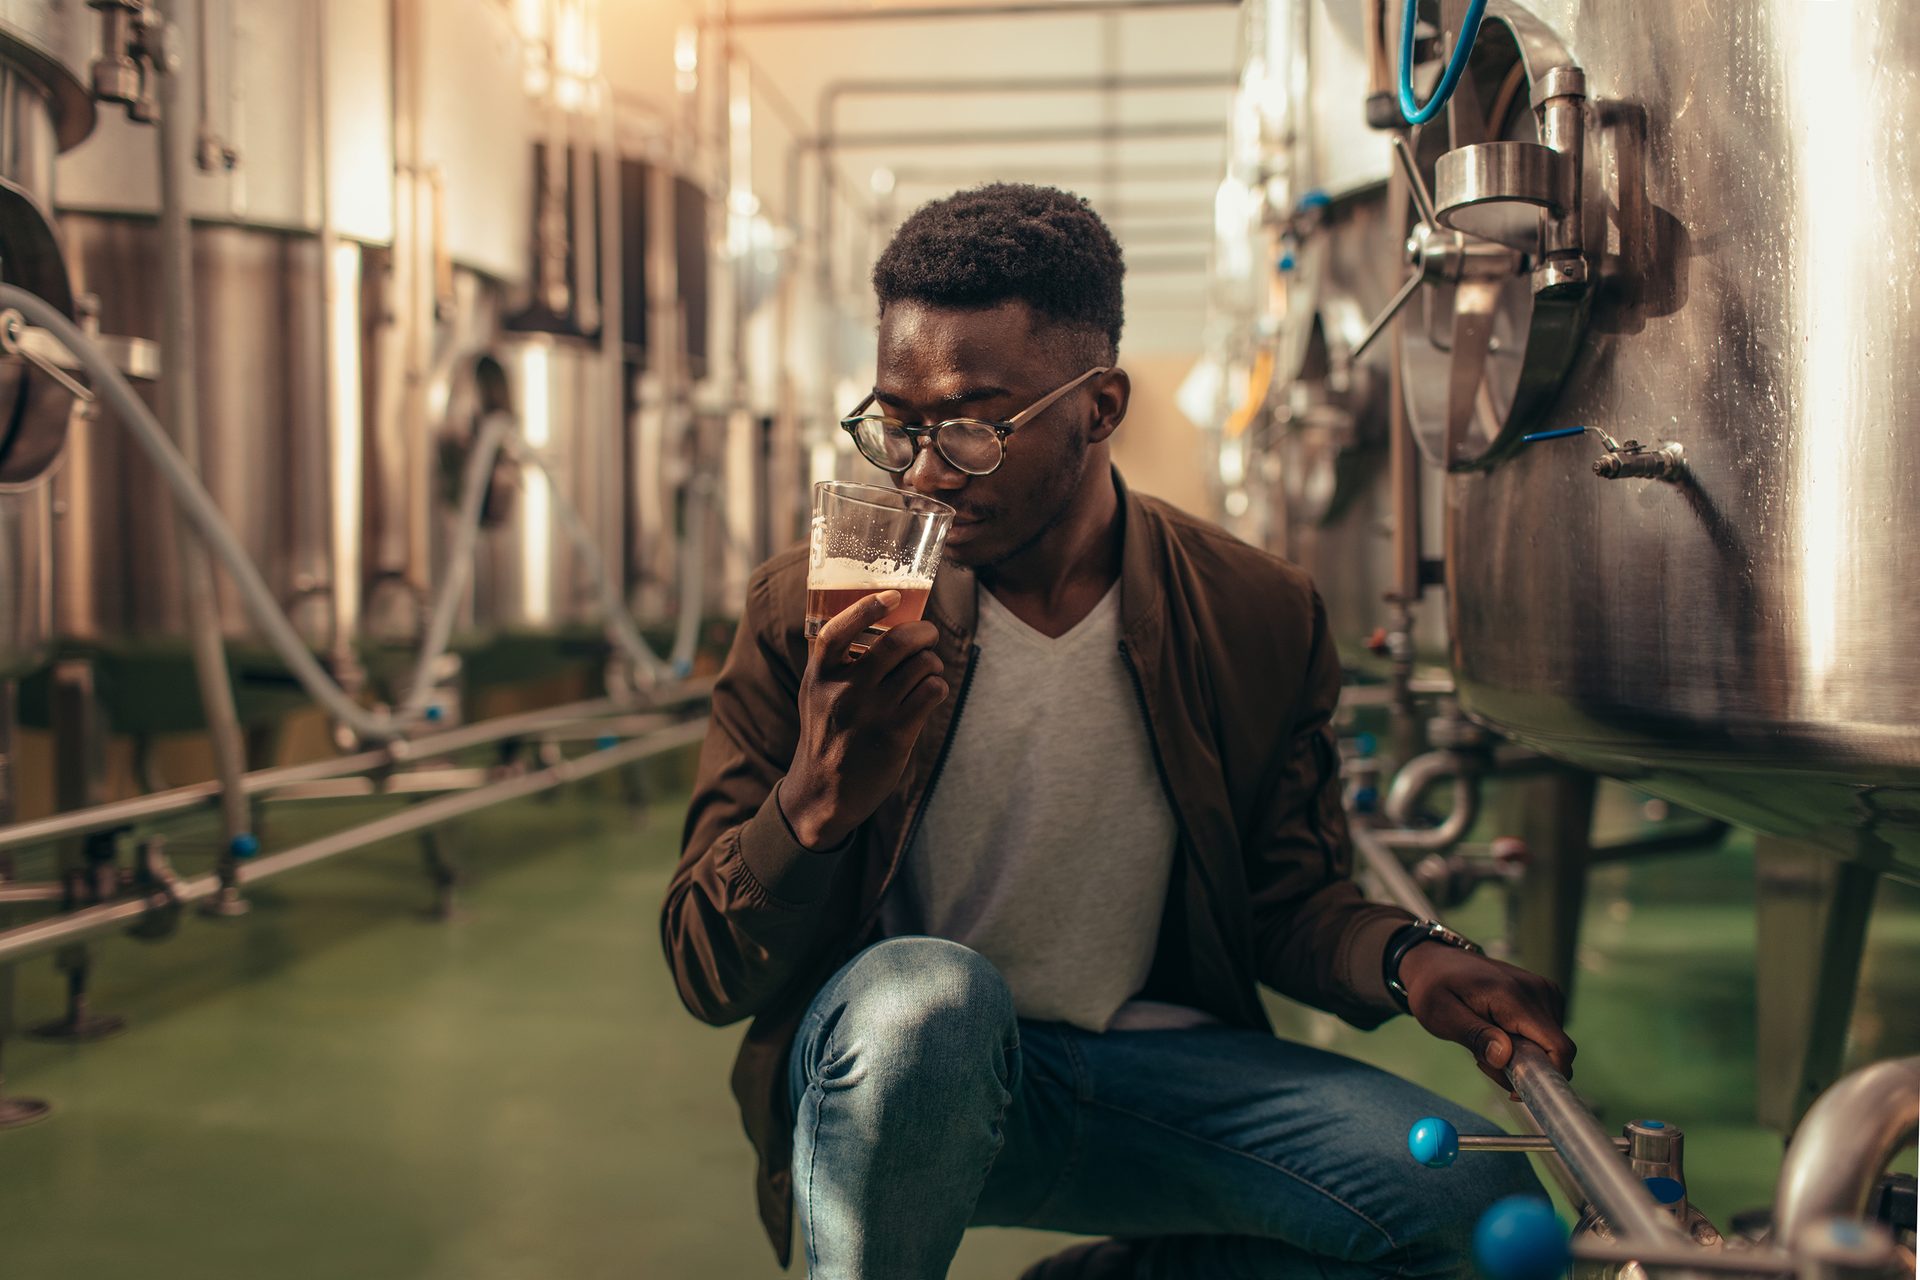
1135,493,1317,608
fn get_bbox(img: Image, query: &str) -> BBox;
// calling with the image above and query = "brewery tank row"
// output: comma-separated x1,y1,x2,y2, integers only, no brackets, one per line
0,0,746,739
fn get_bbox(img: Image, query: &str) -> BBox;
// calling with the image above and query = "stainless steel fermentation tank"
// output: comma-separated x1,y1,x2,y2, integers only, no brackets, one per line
0,5,96,682
49,0,406,729
1385,0,1920,878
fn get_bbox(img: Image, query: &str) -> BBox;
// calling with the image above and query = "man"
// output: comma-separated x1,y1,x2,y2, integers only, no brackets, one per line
663,183,1573,1279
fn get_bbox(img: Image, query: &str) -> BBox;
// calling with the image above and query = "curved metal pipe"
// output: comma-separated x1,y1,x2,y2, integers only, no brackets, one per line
1775,1056,1920,1245
1377,750,1481,851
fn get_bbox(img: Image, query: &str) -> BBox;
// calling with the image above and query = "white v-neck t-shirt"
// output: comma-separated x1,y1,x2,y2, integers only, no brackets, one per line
881,582,1211,1032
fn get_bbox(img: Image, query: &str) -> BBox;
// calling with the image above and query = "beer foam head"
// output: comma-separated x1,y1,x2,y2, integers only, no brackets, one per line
808,555,932,590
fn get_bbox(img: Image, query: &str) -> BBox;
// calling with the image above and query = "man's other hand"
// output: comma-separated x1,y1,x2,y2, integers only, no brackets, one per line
779,592,949,852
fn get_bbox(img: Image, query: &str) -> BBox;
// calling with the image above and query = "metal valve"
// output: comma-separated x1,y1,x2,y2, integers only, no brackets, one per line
1521,426,1687,483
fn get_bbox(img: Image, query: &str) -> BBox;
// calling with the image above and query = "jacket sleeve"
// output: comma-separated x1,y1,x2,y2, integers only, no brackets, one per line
660,567,852,1026
1247,590,1412,1028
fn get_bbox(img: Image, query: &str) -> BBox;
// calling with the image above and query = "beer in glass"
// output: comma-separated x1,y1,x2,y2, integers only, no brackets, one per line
807,482,955,655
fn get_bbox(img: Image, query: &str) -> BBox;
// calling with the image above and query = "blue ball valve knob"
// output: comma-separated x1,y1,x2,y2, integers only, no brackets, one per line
1353,785,1381,815
596,734,619,751
1473,1196,1568,1280
1408,1117,1460,1168
424,704,444,723
228,832,260,860
1354,732,1379,759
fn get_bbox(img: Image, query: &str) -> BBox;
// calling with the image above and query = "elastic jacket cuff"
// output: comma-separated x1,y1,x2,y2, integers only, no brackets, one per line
737,783,850,907
1341,910,1415,1010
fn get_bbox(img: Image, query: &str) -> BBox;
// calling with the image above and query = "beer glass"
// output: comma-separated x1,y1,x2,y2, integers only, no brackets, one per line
807,482,955,654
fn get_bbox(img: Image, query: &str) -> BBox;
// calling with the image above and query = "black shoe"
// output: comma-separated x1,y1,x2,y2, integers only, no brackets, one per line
1016,1237,1145,1280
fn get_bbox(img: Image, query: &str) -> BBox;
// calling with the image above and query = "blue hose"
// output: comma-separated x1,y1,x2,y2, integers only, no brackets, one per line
1399,0,1489,126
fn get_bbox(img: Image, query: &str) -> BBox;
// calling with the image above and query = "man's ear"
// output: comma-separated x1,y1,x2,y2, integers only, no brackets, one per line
1088,367,1130,445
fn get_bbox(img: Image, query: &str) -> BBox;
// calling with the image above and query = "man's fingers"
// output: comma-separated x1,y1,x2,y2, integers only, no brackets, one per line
899,672,950,728
1490,990,1578,1082
875,646,946,704
860,620,942,684
814,591,900,667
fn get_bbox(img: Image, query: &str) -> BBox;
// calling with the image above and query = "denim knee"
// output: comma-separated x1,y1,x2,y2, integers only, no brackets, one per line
799,937,1018,1095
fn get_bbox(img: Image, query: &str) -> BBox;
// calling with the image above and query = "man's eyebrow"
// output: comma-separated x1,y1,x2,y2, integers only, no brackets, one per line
873,385,1014,410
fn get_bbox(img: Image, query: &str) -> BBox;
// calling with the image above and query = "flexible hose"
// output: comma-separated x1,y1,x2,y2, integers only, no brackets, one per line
394,409,511,717
0,284,405,742
501,434,674,684
155,15,252,856
1399,0,1488,126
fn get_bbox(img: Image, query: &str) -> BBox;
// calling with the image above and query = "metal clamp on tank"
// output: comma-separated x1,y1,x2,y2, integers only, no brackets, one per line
1346,0,1594,471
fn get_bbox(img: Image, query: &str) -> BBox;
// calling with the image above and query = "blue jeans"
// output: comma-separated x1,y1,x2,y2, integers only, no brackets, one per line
788,937,1543,1279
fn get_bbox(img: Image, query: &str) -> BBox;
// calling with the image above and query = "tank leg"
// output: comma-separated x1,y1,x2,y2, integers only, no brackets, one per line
618,760,650,826
29,944,127,1042
1752,836,1879,1133
40,665,127,1041
419,824,462,921
0,963,51,1129
1501,769,1597,1002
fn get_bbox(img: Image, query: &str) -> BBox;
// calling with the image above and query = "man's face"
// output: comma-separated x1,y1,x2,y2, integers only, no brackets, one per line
871,300,1109,570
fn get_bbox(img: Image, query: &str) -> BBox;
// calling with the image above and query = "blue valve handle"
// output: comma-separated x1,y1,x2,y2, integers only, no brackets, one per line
1520,426,1588,444
228,833,260,860
1408,1117,1460,1168
1474,1197,1569,1280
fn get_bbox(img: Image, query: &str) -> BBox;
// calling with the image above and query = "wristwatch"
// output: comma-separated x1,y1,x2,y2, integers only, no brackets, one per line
1383,918,1483,1012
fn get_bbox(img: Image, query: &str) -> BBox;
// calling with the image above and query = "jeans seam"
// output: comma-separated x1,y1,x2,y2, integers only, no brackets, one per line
1019,1031,1092,1229
800,1019,838,1277
1082,1096,1402,1255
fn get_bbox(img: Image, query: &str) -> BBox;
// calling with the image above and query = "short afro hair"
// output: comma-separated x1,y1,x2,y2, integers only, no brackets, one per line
872,183,1125,360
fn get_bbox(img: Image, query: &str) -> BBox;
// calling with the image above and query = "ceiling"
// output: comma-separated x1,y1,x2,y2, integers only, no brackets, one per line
600,0,1244,354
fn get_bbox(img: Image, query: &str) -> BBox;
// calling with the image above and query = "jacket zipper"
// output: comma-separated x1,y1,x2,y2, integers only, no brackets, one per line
851,642,981,939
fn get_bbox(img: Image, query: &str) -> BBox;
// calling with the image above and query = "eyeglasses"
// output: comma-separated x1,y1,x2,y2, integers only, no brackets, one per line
840,366,1111,477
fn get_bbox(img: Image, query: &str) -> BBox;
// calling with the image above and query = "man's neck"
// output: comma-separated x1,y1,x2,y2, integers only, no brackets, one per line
978,464,1122,639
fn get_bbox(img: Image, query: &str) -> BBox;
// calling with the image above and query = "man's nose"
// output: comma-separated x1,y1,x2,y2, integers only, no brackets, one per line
900,437,967,495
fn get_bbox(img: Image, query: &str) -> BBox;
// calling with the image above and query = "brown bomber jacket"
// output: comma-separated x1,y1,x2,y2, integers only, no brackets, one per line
661,474,1413,1266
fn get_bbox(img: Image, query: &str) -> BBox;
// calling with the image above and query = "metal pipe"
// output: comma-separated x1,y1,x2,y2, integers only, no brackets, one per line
0,687,713,855
236,723,707,884
156,2,253,867
1453,1133,1628,1153
823,72,1235,102
709,0,1237,24
825,120,1226,150
1571,1241,1797,1276
1351,823,1442,919
1774,1056,1920,1245
1588,821,1731,864
258,767,496,803
0,722,709,969
1507,1041,1683,1245
1377,750,1480,851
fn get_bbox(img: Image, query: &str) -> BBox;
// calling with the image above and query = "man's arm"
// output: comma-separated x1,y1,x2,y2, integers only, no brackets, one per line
1247,591,1413,1028
661,576,950,1027
661,571,845,1027
1249,590,1577,1085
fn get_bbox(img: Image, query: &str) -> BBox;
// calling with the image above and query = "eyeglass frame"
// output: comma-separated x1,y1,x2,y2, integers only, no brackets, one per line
839,365,1112,477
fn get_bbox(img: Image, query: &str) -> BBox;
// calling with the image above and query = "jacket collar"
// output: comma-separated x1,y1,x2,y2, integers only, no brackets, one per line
926,467,1165,652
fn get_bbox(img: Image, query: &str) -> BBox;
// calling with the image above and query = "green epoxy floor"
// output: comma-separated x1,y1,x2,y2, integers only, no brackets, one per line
2,771,1915,1279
